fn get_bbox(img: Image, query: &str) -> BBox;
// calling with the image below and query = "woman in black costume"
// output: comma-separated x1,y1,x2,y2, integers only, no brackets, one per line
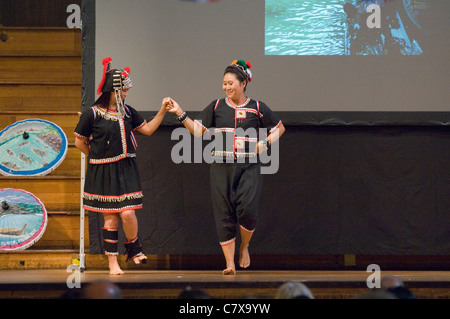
164,59,285,274
74,57,168,275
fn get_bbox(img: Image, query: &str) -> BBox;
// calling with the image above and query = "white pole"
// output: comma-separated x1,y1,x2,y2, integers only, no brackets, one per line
79,152,86,272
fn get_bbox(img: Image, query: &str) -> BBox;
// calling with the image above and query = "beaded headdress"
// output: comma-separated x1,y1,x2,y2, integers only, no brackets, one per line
229,59,253,82
96,57,133,117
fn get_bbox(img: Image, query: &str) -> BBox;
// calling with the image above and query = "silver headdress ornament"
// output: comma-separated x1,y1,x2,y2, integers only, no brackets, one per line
97,57,133,117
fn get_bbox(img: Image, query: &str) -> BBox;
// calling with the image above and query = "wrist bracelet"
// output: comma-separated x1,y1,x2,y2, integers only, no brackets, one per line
177,112,188,122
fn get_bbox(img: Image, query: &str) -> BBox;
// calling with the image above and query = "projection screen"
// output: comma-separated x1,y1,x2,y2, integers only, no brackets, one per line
87,0,449,124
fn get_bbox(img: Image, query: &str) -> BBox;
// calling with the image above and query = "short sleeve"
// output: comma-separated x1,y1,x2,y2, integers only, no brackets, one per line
74,108,95,139
194,100,217,132
258,101,283,133
126,105,147,130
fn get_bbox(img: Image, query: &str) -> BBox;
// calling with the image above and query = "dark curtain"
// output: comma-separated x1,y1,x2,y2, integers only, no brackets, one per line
89,125,450,256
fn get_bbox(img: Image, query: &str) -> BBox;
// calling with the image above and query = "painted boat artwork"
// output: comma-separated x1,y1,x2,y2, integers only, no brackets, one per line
0,119,68,176
0,189,48,250
0,224,28,236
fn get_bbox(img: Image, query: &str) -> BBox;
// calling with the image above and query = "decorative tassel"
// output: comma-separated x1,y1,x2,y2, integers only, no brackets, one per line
123,67,131,75
96,57,112,95
115,89,129,118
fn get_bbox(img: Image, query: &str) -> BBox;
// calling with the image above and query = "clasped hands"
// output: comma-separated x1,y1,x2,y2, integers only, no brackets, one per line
162,97,183,117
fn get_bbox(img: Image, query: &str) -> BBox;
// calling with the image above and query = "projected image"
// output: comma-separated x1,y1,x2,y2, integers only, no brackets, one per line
265,0,430,55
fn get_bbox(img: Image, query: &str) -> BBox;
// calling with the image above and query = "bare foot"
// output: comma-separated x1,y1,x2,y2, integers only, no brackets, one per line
109,267,124,276
109,261,124,276
222,268,236,275
222,261,236,275
132,253,147,265
108,255,124,275
239,245,250,268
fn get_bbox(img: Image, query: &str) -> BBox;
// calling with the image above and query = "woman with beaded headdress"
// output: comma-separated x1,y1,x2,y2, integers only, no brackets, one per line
164,59,285,275
74,57,168,275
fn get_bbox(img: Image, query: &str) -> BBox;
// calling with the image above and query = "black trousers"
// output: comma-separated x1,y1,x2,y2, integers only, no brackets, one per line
210,162,263,245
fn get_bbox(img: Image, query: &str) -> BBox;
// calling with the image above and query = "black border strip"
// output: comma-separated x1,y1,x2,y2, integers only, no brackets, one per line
139,111,450,126
81,0,95,113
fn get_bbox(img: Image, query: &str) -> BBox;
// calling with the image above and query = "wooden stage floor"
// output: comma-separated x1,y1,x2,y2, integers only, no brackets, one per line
0,269,448,299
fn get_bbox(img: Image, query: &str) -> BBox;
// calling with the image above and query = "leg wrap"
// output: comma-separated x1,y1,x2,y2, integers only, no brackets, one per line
124,236,146,263
102,228,119,256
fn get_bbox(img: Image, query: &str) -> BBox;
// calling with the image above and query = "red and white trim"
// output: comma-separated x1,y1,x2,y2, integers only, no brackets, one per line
83,191,143,203
133,120,147,131
238,108,262,117
194,119,209,133
83,204,143,213
132,120,147,150
73,132,88,140
219,237,236,246
269,120,283,134
240,224,255,233
214,128,235,133
89,106,128,164
214,99,221,111
225,97,250,109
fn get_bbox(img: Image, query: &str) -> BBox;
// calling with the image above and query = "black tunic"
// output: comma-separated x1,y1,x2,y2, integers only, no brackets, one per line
195,98,282,244
194,98,282,161
74,105,147,213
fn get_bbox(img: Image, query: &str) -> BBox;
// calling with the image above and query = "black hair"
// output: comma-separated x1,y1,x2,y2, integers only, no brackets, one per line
224,65,248,91
93,92,111,108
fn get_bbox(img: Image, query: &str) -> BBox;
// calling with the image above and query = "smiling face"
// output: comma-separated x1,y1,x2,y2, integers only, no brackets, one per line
223,73,246,102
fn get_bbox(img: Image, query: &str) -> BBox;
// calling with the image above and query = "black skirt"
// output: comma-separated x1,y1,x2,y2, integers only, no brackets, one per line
82,157,143,213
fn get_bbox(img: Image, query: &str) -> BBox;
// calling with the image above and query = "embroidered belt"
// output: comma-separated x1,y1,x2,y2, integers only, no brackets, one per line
89,153,136,164
211,151,257,158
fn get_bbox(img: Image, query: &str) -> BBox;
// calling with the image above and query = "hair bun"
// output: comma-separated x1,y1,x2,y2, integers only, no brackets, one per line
228,59,253,82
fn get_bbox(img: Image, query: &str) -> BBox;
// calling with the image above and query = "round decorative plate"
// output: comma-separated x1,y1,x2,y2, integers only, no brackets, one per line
0,188,48,250
0,119,68,176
